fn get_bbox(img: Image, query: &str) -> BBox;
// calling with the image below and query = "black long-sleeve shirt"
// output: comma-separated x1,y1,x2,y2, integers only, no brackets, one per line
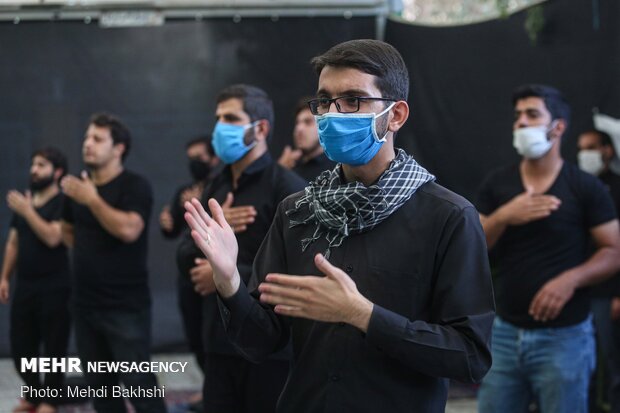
219,181,495,413
177,152,306,355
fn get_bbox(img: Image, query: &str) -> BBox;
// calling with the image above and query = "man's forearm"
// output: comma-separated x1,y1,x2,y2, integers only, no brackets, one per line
0,240,17,281
480,210,508,249
88,196,144,243
22,209,62,248
61,221,74,248
563,246,620,289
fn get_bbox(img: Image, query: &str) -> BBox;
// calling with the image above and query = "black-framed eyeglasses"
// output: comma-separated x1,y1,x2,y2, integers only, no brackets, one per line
307,96,396,115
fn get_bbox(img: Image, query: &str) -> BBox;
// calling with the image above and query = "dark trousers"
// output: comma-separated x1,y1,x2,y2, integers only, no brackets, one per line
202,354,289,413
177,276,205,373
592,298,620,413
73,307,167,413
10,285,71,406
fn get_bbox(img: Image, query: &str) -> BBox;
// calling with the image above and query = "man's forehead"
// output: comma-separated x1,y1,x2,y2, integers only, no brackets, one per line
579,132,602,145
317,66,379,96
87,124,112,138
514,96,547,111
216,97,245,114
187,142,207,154
32,155,51,165
297,108,313,119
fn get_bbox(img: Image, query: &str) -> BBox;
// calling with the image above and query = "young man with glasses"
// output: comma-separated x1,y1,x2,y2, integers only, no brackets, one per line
184,39,495,413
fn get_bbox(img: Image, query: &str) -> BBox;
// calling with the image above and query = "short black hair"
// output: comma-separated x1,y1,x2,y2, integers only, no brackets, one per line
294,96,314,117
216,84,274,139
185,135,214,156
310,39,409,101
31,146,68,179
511,84,571,126
582,129,614,148
89,112,132,161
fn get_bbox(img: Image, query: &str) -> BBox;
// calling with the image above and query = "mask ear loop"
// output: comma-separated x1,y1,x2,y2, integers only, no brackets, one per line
546,119,559,141
243,120,262,150
372,102,397,142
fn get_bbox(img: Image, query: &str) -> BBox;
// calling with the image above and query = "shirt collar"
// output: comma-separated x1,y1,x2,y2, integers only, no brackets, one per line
222,151,274,184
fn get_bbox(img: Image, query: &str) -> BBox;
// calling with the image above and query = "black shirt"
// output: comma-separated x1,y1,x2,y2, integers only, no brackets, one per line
219,181,495,413
164,165,225,240
177,152,306,355
592,169,620,297
478,162,616,328
162,183,194,240
62,170,153,310
293,153,336,183
10,193,69,288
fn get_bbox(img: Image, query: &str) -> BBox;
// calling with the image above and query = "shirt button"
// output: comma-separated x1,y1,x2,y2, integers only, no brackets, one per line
330,375,340,382
345,266,353,273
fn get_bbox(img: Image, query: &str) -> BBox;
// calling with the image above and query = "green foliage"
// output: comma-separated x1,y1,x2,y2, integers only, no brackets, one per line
525,4,545,44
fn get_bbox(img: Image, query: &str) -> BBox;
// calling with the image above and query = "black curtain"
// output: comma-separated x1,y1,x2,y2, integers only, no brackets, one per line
386,0,620,202
0,16,376,356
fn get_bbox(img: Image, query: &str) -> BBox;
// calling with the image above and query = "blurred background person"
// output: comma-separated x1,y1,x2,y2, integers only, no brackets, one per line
577,129,620,413
160,135,220,413
278,96,335,181
61,113,166,413
181,83,306,413
0,147,70,413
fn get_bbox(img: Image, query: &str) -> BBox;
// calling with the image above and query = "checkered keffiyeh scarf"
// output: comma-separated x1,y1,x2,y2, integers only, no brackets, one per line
285,148,435,258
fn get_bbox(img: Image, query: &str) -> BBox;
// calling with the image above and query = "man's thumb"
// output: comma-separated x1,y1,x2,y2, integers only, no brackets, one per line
314,253,340,279
222,192,234,208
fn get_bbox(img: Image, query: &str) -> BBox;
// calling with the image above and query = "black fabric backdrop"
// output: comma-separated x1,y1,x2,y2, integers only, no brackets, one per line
0,0,619,357
0,16,376,356
387,0,620,202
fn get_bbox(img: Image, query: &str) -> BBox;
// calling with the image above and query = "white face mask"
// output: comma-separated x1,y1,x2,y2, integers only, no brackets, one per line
578,149,605,176
513,122,556,159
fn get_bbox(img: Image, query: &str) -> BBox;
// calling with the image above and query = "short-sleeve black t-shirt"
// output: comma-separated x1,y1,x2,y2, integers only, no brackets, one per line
477,162,617,328
62,170,153,310
10,193,69,287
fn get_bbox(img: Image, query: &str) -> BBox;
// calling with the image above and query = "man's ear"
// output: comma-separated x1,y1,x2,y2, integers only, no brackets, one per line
602,145,615,163
113,143,126,159
550,119,567,139
53,169,64,182
254,119,270,142
388,101,409,133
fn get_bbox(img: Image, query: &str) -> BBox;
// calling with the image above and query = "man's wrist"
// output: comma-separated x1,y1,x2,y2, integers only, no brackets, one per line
21,206,35,219
215,268,241,299
492,206,509,226
85,193,102,209
560,269,581,289
348,295,374,333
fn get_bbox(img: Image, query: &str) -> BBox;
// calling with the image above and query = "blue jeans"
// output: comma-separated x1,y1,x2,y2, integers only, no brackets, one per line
73,307,167,413
478,316,595,413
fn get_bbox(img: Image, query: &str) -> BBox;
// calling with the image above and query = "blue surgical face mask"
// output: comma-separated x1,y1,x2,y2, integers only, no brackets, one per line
315,103,395,166
212,121,257,164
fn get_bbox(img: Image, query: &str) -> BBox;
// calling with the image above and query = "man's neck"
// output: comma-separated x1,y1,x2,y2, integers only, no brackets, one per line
521,149,563,177
231,145,267,189
32,184,59,207
301,145,324,164
91,161,124,186
341,143,395,187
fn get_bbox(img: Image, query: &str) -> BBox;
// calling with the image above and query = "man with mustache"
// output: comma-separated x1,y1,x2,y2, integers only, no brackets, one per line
1,147,70,413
